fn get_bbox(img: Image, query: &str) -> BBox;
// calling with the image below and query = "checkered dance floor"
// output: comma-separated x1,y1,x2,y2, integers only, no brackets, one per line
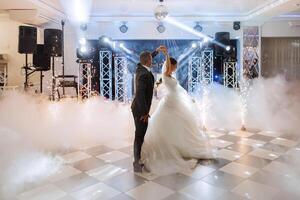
17,129,300,200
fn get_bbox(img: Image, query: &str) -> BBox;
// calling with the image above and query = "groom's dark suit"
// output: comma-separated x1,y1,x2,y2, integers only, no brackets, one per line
131,51,158,164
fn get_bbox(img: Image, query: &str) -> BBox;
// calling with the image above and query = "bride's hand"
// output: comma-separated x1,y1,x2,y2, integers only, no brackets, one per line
161,47,168,56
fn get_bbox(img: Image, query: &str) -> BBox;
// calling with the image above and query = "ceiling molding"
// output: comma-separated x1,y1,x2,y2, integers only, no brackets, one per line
87,0,299,22
27,0,65,18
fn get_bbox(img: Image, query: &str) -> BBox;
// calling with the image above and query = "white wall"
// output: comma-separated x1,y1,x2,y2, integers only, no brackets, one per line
0,14,43,88
262,20,300,37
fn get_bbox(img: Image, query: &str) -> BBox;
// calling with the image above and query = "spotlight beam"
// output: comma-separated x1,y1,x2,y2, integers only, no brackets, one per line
165,16,227,49
178,47,198,63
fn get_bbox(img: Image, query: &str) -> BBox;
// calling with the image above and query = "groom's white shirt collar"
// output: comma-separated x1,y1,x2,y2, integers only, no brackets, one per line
142,64,151,72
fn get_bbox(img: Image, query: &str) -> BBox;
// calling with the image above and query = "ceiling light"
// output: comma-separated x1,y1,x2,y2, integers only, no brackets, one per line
194,23,203,32
119,24,128,33
80,23,87,31
157,24,166,33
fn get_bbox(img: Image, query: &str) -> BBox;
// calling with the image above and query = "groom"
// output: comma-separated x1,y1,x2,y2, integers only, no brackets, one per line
131,45,166,172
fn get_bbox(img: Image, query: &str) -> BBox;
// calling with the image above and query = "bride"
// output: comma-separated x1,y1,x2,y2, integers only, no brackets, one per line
141,48,214,175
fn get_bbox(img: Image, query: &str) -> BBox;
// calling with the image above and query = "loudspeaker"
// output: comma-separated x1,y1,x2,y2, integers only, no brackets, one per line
233,21,241,31
44,29,62,57
33,44,51,71
214,32,230,56
18,26,37,54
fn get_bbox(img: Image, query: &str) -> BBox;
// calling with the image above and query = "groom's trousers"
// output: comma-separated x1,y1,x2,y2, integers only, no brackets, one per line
132,112,148,163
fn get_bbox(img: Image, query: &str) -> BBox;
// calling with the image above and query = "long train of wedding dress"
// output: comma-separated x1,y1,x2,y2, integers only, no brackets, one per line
141,74,214,175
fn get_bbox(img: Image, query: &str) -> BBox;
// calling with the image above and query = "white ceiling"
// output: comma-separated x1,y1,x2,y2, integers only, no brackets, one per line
0,0,300,24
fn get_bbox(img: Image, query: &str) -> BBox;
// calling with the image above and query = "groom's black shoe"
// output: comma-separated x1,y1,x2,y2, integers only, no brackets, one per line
133,162,143,173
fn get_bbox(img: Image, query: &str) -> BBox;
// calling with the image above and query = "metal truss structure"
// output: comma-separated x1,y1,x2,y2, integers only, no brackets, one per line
224,61,238,88
188,56,201,94
78,61,92,99
99,50,113,100
200,49,214,85
114,56,131,102
0,64,7,87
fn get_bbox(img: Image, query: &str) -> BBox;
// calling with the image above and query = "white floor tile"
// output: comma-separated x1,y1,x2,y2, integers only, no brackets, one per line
96,151,130,163
271,138,298,147
180,165,216,179
211,139,233,148
217,149,243,161
263,161,298,178
71,182,120,200
220,162,258,178
232,180,279,200
257,131,282,137
86,164,128,181
134,171,160,181
206,131,225,138
48,165,81,183
238,138,266,148
60,151,91,164
18,184,66,200
229,130,254,138
126,181,174,200
249,148,280,160
179,180,226,200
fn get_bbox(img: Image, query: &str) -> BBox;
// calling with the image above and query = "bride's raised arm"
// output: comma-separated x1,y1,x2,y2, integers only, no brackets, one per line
163,49,172,76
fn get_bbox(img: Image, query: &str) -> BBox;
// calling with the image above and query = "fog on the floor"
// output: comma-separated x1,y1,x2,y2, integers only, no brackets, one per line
0,75,300,198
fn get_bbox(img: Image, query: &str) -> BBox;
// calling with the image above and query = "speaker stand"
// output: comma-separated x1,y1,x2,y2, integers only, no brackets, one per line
51,56,55,101
61,20,65,96
40,71,44,93
24,53,29,91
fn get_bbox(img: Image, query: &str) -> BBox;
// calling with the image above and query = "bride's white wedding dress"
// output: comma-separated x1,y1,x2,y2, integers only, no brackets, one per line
141,73,214,175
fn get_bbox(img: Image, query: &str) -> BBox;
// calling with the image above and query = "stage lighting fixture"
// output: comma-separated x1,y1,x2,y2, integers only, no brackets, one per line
79,37,86,45
191,42,197,48
233,21,241,31
226,46,231,51
119,24,128,33
104,37,110,43
194,23,203,32
203,37,209,43
157,24,166,33
154,0,168,21
80,23,87,31
80,46,87,53
119,43,125,48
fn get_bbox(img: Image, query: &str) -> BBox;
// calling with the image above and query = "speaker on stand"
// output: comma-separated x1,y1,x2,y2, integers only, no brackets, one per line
44,28,62,100
18,25,37,90
33,44,51,93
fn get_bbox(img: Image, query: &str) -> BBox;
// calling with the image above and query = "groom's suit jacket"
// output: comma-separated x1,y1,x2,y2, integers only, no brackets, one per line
131,51,158,118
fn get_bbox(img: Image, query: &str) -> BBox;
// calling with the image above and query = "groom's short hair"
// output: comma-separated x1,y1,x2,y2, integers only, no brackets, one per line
140,51,152,65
